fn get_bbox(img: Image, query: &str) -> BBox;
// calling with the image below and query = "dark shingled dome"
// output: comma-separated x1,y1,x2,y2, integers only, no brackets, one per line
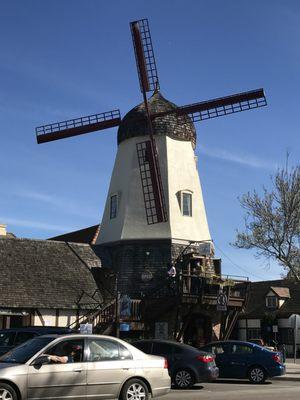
117,91,196,148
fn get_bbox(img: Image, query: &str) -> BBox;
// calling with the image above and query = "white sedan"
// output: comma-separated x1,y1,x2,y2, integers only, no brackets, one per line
0,334,171,400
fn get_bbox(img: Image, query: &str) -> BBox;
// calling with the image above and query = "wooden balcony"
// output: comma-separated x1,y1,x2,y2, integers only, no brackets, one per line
179,273,249,308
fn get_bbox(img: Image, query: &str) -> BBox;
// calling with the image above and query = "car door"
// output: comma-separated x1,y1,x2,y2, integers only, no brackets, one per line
27,338,86,400
202,343,231,377
86,337,135,399
225,343,255,378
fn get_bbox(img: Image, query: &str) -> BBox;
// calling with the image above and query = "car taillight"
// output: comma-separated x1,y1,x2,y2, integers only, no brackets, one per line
164,358,168,368
197,354,215,363
272,353,281,364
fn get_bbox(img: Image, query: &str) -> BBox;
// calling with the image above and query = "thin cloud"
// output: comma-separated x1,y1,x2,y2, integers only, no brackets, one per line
199,145,278,170
16,190,99,220
0,55,107,105
0,216,75,233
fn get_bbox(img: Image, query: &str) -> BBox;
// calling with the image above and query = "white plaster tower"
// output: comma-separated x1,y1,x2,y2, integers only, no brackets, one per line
97,91,211,248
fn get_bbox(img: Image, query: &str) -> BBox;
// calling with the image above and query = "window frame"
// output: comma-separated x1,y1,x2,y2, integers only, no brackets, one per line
179,190,193,217
86,338,132,362
45,338,85,363
266,295,278,309
110,193,118,219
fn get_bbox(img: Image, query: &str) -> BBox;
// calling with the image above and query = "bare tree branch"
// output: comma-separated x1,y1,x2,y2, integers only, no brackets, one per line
233,164,300,281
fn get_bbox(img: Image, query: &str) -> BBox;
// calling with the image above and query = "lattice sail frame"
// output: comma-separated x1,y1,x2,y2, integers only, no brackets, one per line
178,88,267,122
36,110,121,144
136,140,168,225
130,19,160,93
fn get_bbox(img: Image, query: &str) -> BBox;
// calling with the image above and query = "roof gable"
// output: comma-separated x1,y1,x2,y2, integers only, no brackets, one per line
269,286,290,298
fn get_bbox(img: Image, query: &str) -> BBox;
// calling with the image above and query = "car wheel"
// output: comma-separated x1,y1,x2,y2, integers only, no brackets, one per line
0,383,18,400
248,366,266,384
174,369,195,389
121,378,149,400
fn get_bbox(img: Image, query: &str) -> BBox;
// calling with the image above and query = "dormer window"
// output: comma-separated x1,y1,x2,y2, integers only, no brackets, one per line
266,295,278,309
265,287,290,309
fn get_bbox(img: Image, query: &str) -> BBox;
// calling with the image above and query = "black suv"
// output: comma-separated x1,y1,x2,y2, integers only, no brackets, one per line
0,327,75,356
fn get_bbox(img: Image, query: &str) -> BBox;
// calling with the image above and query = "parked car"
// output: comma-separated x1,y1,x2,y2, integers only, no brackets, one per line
132,339,219,389
0,334,170,400
199,340,285,383
0,326,75,356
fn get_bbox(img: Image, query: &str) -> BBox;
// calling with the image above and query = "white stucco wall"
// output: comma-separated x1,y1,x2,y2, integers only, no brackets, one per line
97,135,211,244
33,309,85,327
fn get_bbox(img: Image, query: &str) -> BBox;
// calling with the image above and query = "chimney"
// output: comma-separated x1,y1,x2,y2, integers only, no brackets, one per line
0,224,7,236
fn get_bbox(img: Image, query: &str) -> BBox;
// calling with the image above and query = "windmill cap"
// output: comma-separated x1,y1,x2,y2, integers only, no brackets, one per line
117,91,196,148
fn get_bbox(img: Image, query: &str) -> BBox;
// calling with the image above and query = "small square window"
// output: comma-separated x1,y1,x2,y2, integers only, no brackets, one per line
266,296,278,309
182,192,192,216
110,194,118,219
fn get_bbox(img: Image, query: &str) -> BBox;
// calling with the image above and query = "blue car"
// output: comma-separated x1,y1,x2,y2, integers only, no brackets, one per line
200,340,285,383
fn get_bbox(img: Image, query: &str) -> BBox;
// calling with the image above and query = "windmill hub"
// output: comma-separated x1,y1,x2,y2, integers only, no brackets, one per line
117,91,196,148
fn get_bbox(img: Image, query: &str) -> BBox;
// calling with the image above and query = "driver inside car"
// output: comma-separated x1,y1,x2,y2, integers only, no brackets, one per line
47,342,82,364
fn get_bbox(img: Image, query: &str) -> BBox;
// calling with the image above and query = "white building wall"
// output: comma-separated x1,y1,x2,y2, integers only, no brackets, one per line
97,135,211,244
166,136,211,242
32,309,85,327
33,309,56,326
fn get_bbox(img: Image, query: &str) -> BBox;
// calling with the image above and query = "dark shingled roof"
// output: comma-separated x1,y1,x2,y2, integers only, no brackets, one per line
242,279,300,318
0,237,102,309
117,91,196,148
49,225,100,244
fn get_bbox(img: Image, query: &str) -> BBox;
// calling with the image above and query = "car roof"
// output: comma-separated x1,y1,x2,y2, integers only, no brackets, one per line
202,340,257,347
0,327,74,333
132,339,206,352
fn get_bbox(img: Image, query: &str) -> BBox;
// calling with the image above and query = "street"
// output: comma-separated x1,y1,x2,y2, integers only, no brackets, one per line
163,379,300,400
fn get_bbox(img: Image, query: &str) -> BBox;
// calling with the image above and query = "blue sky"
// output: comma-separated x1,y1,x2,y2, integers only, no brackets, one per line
0,0,299,281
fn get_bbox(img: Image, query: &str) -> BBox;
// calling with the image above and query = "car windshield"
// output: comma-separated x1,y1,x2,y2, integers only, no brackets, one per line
0,337,54,364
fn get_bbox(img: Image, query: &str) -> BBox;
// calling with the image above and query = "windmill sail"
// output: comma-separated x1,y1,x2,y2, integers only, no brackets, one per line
130,19,159,93
136,140,167,225
177,88,267,122
36,110,121,144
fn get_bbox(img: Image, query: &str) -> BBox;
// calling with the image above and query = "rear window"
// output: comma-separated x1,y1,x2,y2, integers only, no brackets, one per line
0,332,16,347
133,341,152,354
152,342,173,355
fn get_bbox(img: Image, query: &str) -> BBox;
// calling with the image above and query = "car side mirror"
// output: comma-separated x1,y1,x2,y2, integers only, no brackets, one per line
32,355,50,366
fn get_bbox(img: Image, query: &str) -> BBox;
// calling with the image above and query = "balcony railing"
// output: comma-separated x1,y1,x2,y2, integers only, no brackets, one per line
178,272,249,306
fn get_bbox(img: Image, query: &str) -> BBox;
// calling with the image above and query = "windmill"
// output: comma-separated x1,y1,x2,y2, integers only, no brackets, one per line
36,18,266,227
